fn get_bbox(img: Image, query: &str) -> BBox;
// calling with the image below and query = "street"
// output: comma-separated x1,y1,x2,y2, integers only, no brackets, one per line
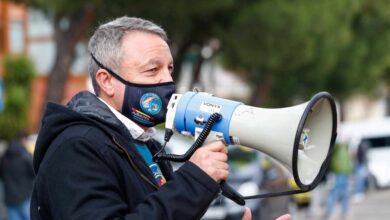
295,188,390,220
347,188,390,220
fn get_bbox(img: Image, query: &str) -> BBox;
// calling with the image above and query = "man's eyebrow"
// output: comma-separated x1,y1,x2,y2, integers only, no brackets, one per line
140,59,162,67
140,58,174,68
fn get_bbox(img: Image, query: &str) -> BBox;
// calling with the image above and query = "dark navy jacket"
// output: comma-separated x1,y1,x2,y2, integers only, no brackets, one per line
31,91,219,220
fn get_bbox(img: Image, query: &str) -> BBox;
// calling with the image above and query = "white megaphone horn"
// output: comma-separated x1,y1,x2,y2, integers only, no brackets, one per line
154,91,337,205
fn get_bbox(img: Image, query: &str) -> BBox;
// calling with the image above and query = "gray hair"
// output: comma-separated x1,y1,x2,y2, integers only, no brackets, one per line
88,16,168,95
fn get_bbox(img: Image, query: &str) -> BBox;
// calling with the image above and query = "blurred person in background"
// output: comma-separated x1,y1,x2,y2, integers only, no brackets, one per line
352,139,369,203
308,167,329,218
323,142,353,220
31,16,292,220
0,131,34,220
260,157,291,220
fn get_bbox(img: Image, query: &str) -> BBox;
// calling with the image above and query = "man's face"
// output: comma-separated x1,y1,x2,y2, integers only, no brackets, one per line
119,31,174,84
112,31,174,110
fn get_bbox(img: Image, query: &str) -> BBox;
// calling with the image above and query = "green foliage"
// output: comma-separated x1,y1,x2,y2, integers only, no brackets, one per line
220,0,390,106
27,0,390,107
0,56,35,140
32,0,99,16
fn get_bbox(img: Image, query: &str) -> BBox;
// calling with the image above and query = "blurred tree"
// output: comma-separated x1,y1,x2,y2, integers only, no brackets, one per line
349,0,390,116
220,0,360,107
220,0,390,113
321,0,390,99
117,0,240,89
0,56,35,140
26,0,241,106
30,0,97,105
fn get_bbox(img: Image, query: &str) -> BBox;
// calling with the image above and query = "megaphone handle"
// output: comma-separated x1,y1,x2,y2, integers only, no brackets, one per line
154,113,246,205
220,181,246,206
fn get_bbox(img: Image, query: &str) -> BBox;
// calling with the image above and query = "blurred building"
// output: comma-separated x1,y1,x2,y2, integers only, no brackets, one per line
343,93,387,121
0,0,28,74
0,2,89,131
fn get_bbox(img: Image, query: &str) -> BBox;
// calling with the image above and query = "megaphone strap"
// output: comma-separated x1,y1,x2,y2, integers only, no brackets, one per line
220,181,246,205
243,189,309,200
153,113,222,162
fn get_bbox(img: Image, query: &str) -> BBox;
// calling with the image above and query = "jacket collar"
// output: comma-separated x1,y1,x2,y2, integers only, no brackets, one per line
98,97,156,142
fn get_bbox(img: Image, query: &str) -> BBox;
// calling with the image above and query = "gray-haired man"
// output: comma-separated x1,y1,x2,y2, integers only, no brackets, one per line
31,16,233,220
31,16,291,220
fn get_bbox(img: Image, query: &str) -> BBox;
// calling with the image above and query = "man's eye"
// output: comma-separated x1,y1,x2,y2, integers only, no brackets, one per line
149,68,158,72
168,66,174,73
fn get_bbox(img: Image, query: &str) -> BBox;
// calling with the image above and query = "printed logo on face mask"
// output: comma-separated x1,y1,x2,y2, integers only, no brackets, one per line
131,107,155,126
140,93,162,115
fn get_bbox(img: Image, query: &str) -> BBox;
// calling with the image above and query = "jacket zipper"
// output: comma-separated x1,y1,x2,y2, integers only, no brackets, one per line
112,137,159,190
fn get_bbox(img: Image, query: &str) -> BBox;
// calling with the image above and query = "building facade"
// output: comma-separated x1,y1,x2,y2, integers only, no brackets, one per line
1,2,88,131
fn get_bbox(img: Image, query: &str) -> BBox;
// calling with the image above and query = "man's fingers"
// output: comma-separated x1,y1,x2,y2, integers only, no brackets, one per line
189,141,229,182
212,160,229,170
241,207,252,220
205,152,228,162
275,214,291,220
202,141,227,153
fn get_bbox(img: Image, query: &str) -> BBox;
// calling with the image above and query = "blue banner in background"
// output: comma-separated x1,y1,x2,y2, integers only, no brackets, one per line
0,79,4,112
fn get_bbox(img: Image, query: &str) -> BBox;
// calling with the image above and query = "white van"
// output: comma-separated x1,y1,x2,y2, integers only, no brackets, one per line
339,118,390,188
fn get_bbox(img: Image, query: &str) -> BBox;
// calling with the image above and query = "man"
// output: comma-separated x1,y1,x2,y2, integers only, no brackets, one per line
31,16,290,220
0,131,34,220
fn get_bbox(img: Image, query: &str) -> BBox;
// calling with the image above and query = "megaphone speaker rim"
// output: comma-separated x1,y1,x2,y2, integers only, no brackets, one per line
292,92,337,191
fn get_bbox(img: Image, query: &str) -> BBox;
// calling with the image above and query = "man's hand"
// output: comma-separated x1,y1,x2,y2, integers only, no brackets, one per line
189,141,228,182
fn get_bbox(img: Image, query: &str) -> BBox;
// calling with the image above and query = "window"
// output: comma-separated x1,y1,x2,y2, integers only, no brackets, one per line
0,16,4,52
363,136,390,148
9,20,24,53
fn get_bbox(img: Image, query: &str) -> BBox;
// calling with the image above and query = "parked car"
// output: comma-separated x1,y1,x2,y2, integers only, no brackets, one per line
361,135,390,188
340,118,390,189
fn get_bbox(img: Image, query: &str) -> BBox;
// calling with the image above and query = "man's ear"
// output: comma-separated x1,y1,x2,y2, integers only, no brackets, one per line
95,69,115,97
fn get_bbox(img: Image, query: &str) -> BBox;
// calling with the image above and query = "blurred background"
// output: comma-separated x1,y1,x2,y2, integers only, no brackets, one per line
0,0,390,219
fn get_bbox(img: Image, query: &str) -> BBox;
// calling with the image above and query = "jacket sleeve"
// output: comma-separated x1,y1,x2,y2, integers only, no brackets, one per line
124,162,220,220
44,137,220,220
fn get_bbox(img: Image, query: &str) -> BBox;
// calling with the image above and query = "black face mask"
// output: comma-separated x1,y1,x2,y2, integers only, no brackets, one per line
91,54,176,127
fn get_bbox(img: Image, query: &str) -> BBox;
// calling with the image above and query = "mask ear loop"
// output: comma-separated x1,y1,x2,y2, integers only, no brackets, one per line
90,53,128,84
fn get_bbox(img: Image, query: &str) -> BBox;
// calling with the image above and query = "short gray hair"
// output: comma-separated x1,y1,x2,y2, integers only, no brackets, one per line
88,16,168,95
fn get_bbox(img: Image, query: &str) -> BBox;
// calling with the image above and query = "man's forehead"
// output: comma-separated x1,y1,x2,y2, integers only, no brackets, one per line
121,31,172,63
122,31,167,48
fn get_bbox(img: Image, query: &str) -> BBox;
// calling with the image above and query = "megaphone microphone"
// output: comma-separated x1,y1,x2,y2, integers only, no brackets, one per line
154,91,337,206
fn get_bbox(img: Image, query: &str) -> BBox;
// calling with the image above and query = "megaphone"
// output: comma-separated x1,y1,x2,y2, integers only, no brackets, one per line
155,91,337,205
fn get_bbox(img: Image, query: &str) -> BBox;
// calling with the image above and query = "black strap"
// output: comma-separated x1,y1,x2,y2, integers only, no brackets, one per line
244,189,309,200
90,53,128,85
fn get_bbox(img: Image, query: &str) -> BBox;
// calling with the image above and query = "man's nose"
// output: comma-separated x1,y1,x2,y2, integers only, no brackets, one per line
158,69,173,83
